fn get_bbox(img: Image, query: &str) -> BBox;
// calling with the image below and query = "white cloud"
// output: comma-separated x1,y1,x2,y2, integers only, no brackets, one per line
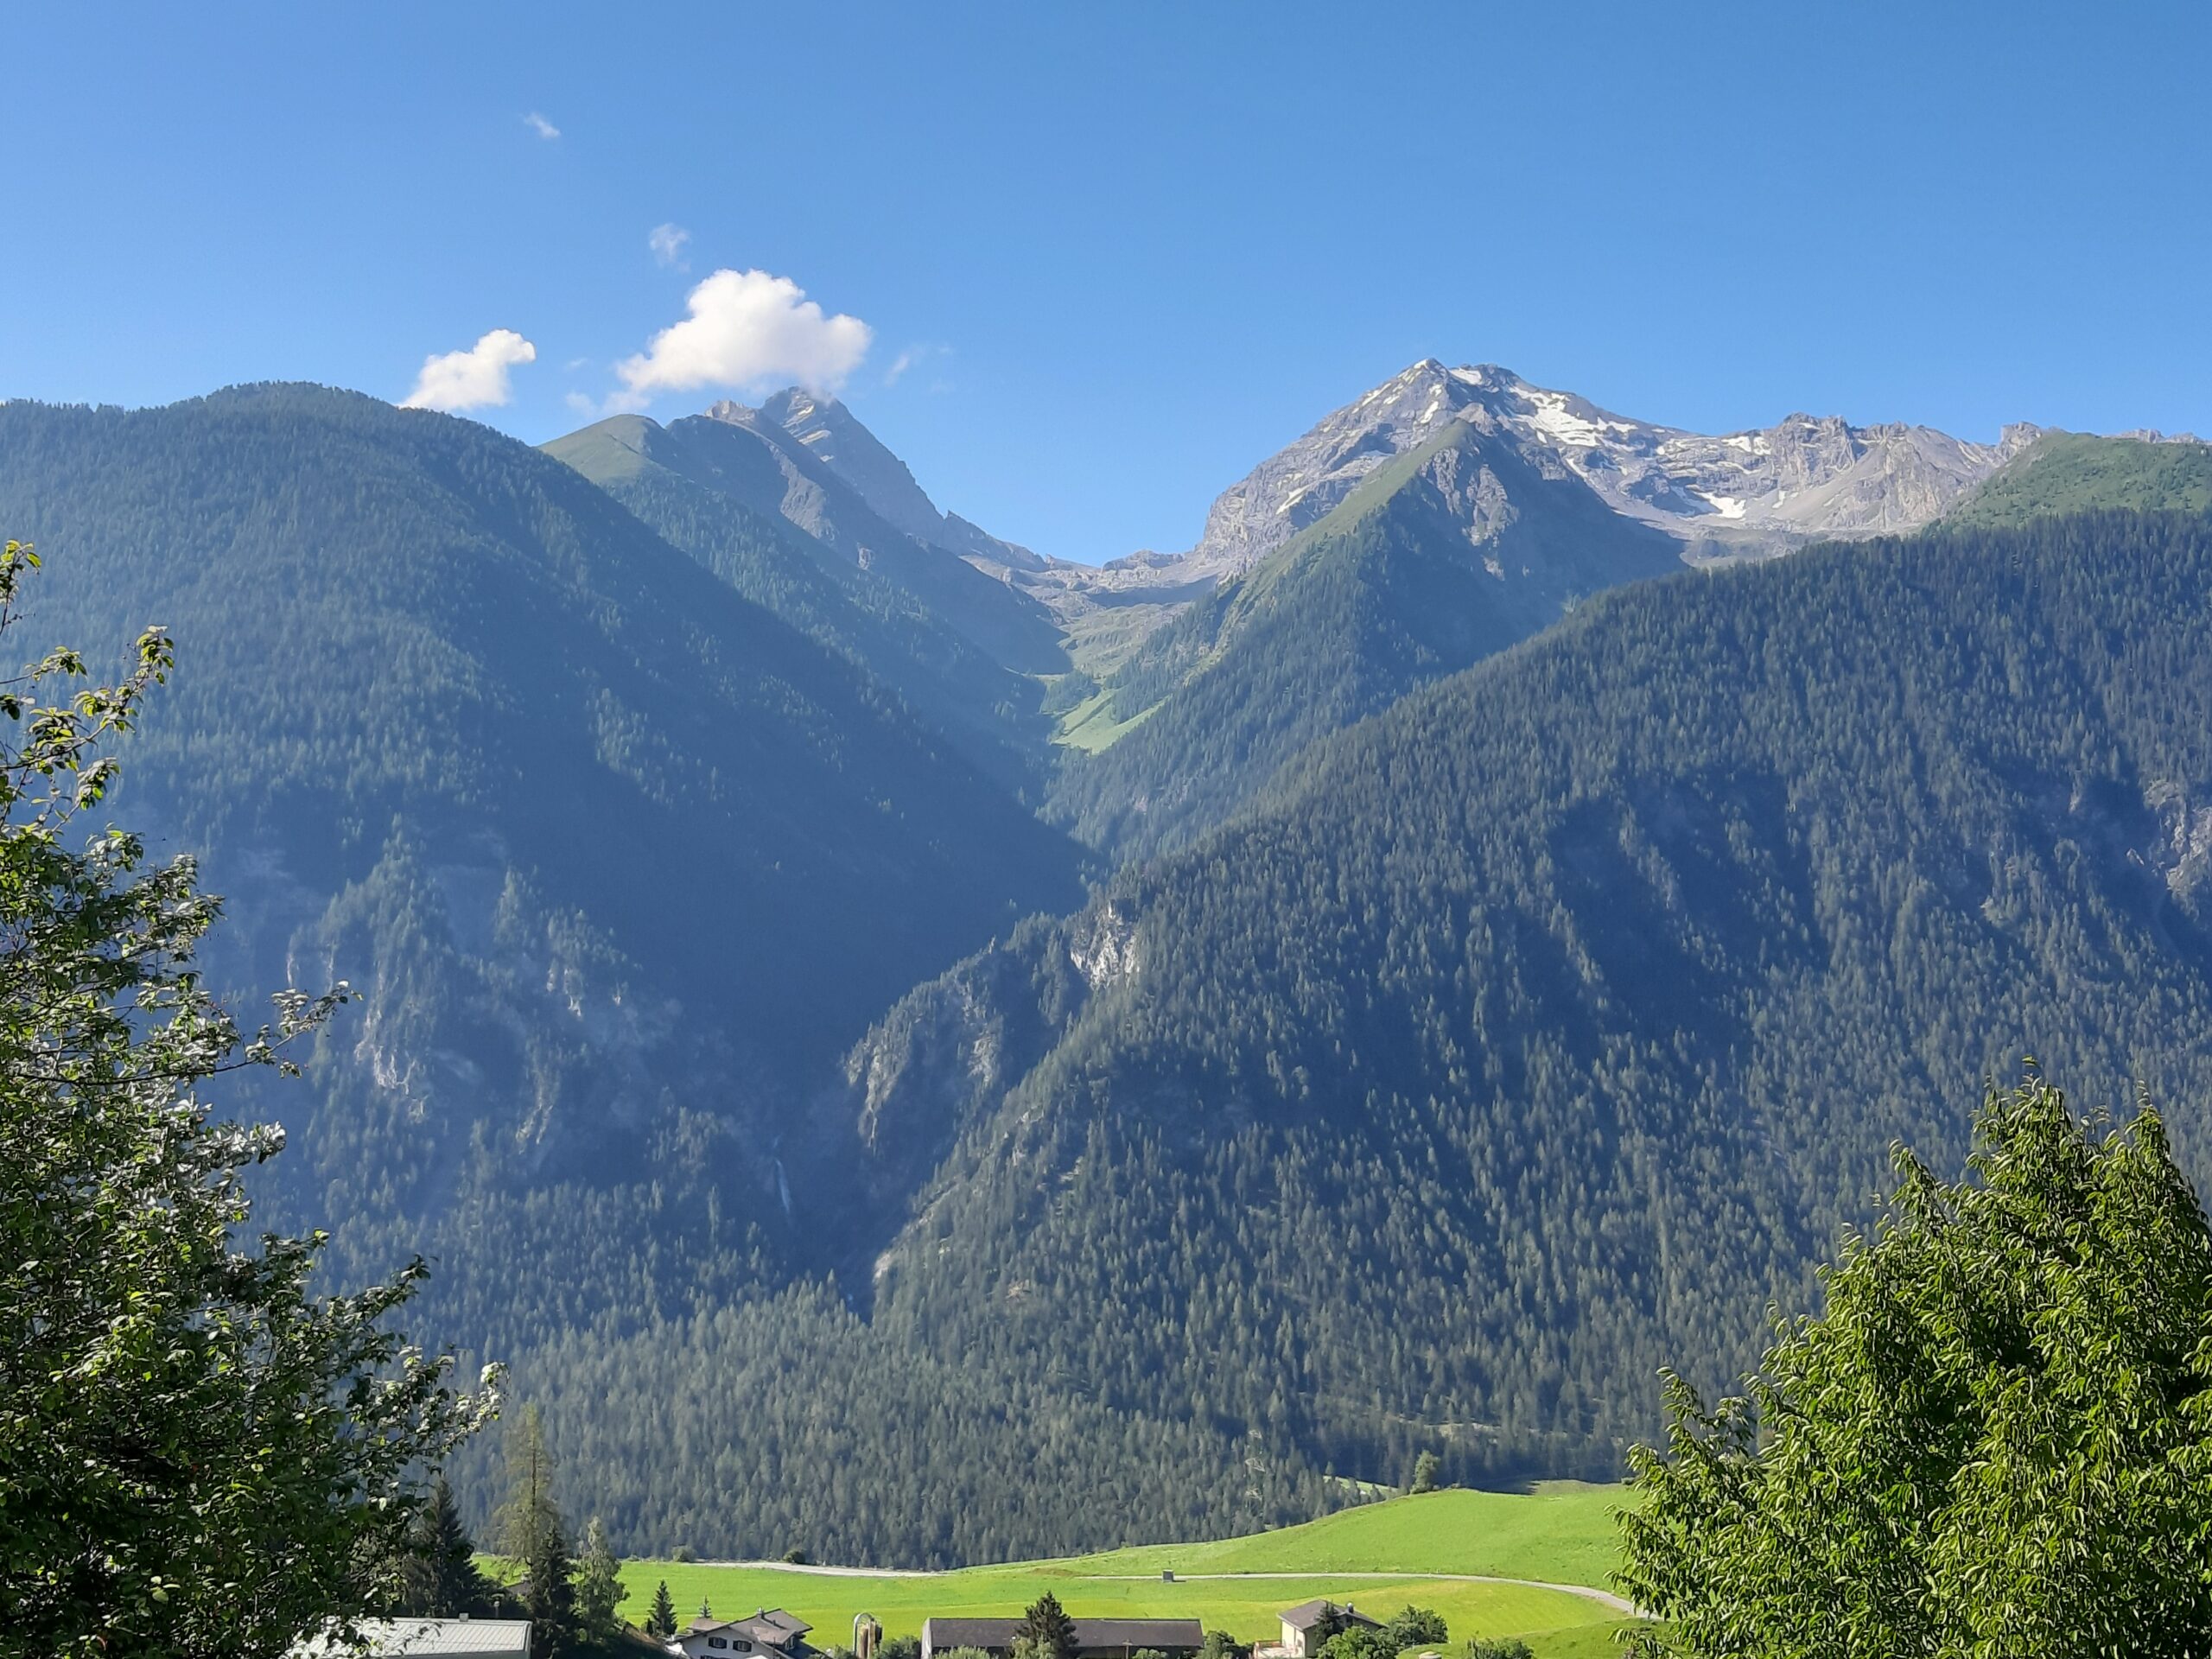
648,223,691,269
524,111,561,140
400,329,537,411
564,391,596,415
615,269,871,400
884,342,950,387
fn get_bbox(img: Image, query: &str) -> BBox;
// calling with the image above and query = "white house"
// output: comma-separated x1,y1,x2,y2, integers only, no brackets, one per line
674,1607,817,1659
1276,1601,1379,1659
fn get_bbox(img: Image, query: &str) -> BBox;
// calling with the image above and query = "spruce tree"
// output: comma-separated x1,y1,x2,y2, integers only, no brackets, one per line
1012,1593,1078,1659
401,1476,491,1617
649,1580,678,1637
575,1517,626,1635
520,1513,576,1659
494,1404,576,1656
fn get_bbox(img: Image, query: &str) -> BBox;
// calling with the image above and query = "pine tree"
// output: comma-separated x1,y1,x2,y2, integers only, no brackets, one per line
1408,1451,1440,1495
401,1475,491,1616
576,1516,626,1634
649,1580,678,1637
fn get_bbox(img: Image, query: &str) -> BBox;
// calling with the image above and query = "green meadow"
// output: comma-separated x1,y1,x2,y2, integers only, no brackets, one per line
1072,1484,1630,1586
606,1485,1638,1657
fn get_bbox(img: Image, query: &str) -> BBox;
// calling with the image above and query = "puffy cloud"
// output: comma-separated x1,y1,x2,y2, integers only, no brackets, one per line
400,329,537,411
615,269,871,399
648,223,691,268
524,111,561,140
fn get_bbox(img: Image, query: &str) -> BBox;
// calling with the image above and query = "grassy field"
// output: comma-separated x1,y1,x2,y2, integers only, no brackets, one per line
606,1485,1635,1658
1073,1485,1630,1588
1050,681,1160,752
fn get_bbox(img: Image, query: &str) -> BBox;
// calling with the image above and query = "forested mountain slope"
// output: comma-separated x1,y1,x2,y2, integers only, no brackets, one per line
543,413,1050,790
846,509,2212,1498
549,400,1067,674
1047,419,1681,860
1948,429,2212,527
0,381,1082,1329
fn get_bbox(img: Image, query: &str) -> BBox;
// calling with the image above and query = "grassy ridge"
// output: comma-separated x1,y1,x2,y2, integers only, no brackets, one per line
601,1487,1633,1655
1948,431,2212,526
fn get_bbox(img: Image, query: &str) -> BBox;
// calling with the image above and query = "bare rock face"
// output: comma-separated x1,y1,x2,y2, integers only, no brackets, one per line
726,387,1049,570
760,387,951,547
1176,360,2041,581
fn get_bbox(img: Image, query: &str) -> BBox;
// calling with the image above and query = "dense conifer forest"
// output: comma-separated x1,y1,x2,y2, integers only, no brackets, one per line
843,509,2212,1536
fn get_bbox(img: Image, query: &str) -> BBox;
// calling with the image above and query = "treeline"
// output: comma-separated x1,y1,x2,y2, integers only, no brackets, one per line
438,1282,1346,1567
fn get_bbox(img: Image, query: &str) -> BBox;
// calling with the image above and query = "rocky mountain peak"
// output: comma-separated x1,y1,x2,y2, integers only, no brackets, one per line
1171,363,2044,578
696,387,1043,573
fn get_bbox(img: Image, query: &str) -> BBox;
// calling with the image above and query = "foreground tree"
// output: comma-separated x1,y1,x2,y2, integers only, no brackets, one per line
0,537,499,1657
1618,1071,2212,1656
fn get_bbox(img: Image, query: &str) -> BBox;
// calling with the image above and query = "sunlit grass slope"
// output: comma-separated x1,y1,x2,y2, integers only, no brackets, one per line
612,1564,1608,1649
606,1486,1633,1656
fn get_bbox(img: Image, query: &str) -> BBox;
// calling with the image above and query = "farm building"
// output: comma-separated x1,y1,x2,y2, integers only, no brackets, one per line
1275,1601,1380,1658
918,1618,1204,1659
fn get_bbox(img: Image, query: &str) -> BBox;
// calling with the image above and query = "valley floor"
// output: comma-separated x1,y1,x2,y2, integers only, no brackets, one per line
602,1488,1639,1657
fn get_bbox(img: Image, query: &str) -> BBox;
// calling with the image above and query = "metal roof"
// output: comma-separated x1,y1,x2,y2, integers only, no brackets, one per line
293,1619,532,1658
1277,1602,1379,1631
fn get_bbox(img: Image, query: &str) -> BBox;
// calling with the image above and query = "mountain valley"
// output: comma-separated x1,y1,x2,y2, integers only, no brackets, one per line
7,363,2210,1567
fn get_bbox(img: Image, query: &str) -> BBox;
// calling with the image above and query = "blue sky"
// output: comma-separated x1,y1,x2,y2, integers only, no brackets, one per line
4,3,2208,563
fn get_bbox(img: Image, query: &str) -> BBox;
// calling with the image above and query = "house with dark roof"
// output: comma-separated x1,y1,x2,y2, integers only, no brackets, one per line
918,1618,1204,1659
673,1608,817,1659
1276,1601,1380,1658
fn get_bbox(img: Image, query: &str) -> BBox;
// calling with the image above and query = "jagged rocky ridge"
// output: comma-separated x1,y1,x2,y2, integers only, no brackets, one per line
1010,359,2044,622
